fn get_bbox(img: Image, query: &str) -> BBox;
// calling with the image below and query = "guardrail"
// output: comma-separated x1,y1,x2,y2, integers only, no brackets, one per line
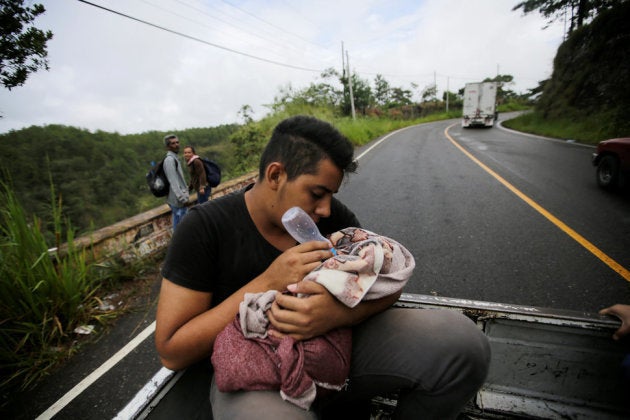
56,172,258,263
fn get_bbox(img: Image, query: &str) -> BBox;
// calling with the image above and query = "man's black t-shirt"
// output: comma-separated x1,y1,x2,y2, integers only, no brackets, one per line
161,185,360,306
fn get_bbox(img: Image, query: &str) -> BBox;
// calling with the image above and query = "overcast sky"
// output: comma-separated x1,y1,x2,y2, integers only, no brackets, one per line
0,0,566,135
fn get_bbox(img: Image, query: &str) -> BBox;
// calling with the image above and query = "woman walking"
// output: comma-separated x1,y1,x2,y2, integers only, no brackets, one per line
183,146,210,204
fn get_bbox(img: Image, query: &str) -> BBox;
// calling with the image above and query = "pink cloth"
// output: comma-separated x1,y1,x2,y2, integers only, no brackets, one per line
212,312,351,409
186,154,200,165
211,228,415,409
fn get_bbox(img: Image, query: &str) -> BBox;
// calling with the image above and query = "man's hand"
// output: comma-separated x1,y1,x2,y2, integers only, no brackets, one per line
600,304,630,340
267,280,347,341
261,241,332,292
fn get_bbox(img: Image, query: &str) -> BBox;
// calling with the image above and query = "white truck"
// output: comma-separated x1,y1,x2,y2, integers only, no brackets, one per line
462,82,498,128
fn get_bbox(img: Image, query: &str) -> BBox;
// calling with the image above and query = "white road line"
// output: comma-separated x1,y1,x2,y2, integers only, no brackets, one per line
35,321,156,420
355,125,416,161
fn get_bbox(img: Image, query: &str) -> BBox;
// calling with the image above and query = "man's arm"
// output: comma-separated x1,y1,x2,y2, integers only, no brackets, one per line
267,280,400,341
155,241,335,370
163,156,187,203
155,277,272,370
155,279,215,370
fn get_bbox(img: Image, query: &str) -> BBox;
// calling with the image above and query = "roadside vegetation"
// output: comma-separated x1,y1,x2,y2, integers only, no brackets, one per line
502,111,615,144
0,177,159,407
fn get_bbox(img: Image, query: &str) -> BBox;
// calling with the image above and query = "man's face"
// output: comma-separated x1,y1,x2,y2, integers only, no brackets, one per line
276,158,343,224
167,137,180,153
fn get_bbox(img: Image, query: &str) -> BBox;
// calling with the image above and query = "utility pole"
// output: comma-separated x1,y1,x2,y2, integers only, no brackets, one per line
341,41,346,77
446,76,449,113
346,50,356,120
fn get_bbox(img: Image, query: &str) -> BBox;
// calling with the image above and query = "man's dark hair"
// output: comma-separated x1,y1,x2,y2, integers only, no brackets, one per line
259,115,357,181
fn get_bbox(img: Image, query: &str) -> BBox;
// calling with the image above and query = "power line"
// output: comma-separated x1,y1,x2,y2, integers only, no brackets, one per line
77,1,491,90
168,0,316,59
77,0,323,73
220,0,328,51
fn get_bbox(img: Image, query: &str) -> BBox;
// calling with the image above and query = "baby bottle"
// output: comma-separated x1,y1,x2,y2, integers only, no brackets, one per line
281,207,337,255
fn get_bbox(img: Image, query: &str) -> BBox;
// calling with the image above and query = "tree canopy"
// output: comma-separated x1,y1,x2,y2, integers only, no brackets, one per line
535,1,630,133
0,0,53,90
513,0,626,34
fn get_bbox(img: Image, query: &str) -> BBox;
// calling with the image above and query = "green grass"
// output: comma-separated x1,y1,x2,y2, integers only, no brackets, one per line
0,179,131,403
258,101,464,147
502,110,620,145
326,111,461,146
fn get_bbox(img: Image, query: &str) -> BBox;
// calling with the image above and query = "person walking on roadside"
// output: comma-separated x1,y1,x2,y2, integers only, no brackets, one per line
163,134,189,230
183,145,210,205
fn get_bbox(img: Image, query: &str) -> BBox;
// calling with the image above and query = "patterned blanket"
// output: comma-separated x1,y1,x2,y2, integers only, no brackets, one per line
211,227,415,409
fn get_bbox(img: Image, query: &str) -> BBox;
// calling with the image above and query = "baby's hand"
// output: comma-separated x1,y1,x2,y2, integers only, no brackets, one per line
267,281,344,341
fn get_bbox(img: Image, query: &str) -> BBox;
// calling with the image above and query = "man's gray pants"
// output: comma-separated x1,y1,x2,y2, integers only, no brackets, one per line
210,307,491,420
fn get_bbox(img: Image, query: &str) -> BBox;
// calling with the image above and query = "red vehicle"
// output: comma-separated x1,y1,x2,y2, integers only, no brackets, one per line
592,137,630,190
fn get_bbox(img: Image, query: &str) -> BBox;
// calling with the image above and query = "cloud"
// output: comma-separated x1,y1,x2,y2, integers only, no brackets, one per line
0,0,564,134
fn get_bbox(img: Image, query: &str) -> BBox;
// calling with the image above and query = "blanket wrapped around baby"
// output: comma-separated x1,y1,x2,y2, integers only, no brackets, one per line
211,227,415,410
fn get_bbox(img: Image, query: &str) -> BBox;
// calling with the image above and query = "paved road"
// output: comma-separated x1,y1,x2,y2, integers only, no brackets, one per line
337,117,630,313
10,116,630,419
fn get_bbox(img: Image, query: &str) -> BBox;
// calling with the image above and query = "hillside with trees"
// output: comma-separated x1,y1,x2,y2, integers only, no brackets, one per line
507,0,630,140
0,124,239,241
536,2,630,133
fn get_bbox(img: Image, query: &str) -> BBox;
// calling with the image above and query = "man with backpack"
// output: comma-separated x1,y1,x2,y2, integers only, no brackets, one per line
163,134,189,230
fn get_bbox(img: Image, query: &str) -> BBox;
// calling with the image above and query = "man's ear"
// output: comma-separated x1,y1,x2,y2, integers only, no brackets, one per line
265,162,285,190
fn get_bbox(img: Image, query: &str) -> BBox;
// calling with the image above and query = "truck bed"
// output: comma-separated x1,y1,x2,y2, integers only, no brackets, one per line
117,293,629,420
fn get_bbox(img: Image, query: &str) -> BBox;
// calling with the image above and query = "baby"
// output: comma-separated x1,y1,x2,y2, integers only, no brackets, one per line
211,227,415,409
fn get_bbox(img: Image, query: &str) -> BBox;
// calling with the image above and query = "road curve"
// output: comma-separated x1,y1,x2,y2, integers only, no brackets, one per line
336,117,630,312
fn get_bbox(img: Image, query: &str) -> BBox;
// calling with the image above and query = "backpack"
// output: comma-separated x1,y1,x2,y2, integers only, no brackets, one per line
200,157,221,187
146,157,178,197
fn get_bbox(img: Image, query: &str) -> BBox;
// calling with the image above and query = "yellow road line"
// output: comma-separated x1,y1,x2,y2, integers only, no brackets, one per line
444,124,630,282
